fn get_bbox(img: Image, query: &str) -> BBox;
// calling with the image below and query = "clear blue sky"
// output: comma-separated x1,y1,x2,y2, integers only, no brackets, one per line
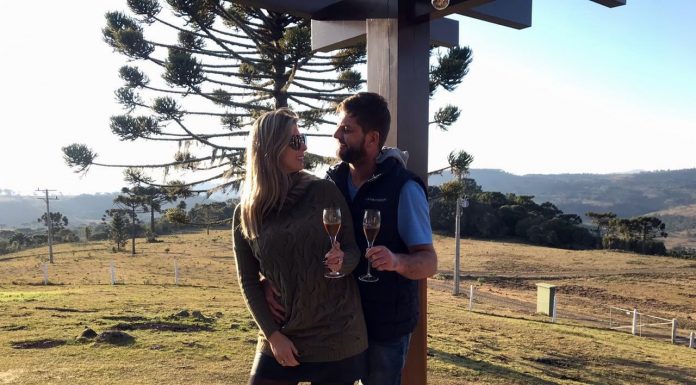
0,0,694,196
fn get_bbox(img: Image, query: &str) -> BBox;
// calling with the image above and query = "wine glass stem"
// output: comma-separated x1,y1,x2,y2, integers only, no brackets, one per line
366,244,373,276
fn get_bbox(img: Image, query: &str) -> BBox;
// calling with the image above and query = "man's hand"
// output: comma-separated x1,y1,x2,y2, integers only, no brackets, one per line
365,244,437,279
365,245,399,272
260,277,285,324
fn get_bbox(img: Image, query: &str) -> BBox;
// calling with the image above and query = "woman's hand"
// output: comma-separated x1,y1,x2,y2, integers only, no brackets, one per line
324,241,344,273
267,331,300,367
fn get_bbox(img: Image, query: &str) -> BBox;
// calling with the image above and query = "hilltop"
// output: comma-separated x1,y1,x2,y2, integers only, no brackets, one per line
429,168,696,236
0,230,695,384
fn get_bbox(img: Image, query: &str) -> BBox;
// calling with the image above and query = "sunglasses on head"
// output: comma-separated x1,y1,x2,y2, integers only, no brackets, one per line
288,134,306,151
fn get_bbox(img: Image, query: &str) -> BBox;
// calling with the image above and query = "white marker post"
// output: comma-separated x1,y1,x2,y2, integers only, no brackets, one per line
110,261,116,285
43,263,48,285
468,284,474,311
174,259,179,286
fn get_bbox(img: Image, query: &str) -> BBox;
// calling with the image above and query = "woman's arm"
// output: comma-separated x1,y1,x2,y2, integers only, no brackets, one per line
232,206,280,338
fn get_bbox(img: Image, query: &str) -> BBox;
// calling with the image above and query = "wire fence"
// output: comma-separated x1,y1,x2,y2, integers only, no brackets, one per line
431,279,696,350
4,247,696,350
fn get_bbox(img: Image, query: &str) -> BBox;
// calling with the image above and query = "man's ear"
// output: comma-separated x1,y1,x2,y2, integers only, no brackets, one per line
367,131,380,147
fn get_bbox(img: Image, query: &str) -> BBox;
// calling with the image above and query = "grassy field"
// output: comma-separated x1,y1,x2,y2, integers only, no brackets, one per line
1,231,695,384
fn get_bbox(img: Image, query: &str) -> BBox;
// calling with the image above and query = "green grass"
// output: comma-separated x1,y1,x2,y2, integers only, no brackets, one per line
1,231,695,384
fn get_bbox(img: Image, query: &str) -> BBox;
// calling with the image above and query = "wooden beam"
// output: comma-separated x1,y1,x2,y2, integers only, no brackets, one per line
311,20,365,52
589,0,627,8
431,17,459,48
232,0,342,18
311,17,457,52
459,0,533,30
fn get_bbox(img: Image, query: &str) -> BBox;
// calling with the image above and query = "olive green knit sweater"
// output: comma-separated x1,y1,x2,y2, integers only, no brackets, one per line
233,172,367,362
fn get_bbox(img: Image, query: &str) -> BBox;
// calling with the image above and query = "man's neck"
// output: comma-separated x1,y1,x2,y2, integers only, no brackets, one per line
348,158,377,189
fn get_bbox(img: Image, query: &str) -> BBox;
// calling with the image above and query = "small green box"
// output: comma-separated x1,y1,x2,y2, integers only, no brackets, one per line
536,283,556,316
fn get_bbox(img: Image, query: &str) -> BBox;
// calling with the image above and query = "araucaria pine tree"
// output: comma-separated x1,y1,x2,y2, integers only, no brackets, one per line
62,0,472,195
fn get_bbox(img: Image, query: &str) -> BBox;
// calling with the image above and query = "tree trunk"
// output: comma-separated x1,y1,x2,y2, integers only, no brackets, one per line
150,207,155,237
131,208,136,256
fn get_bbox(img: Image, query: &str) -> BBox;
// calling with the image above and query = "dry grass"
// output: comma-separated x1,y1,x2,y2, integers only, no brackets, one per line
1,231,695,384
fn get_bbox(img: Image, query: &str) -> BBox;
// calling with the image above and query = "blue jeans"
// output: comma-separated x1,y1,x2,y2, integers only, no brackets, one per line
360,334,411,385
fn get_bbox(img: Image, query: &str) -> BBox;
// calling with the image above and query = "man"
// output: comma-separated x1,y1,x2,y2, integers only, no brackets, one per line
326,92,437,385
264,92,437,384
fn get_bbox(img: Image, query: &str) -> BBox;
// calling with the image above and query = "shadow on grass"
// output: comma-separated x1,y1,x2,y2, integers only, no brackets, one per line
430,347,564,385
11,339,67,349
35,306,98,313
604,357,696,385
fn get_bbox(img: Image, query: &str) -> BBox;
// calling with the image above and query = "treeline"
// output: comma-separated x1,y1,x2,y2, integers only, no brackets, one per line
0,201,235,256
428,179,670,255
0,212,80,255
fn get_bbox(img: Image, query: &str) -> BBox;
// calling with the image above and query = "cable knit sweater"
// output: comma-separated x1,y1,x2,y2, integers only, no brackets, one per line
233,171,367,362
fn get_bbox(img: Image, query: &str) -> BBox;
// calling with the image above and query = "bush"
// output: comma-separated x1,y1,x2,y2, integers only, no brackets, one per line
668,246,696,259
602,237,667,255
0,240,10,255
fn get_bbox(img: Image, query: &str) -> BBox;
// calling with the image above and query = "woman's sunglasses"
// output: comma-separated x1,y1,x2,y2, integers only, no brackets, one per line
288,134,307,151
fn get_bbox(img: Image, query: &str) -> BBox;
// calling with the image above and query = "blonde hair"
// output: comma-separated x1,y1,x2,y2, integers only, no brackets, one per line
239,108,299,239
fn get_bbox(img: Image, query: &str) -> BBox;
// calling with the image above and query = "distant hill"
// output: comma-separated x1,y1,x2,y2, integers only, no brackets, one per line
429,168,696,225
0,191,231,229
3,168,696,231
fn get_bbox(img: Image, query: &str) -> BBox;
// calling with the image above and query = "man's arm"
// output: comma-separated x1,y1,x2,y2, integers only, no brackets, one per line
366,243,437,279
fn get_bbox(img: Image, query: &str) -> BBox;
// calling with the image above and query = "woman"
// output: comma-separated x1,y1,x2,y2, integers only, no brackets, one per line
233,108,367,385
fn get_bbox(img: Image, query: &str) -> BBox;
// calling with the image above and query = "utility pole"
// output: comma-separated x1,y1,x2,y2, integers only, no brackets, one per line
453,191,469,295
37,189,58,263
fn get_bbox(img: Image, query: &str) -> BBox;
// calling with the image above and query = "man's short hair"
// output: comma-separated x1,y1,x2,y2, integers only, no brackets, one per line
337,92,391,148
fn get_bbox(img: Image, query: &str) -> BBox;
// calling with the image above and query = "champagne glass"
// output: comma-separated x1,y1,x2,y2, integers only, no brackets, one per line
359,209,380,283
323,207,344,278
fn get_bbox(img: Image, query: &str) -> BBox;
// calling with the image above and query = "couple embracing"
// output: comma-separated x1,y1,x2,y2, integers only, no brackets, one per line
233,92,438,385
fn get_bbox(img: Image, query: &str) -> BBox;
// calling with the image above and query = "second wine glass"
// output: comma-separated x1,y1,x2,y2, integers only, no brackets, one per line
322,207,344,278
359,209,380,283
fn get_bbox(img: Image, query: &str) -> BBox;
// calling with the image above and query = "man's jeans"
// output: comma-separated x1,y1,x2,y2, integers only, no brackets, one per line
360,334,411,385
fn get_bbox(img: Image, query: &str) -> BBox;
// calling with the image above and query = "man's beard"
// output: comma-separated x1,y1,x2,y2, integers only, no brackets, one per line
337,139,367,164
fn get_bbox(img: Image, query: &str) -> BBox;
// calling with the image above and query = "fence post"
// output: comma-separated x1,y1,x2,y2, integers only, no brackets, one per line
174,259,179,286
110,261,116,285
689,332,694,348
671,319,677,344
551,293,557,323
43,263,49,285
631,309,638,335
468,284,474,311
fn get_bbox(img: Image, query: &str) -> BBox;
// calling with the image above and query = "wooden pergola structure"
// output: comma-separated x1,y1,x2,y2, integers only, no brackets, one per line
234,0,626,383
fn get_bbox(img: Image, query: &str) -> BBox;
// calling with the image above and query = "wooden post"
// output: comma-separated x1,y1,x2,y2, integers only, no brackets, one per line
43,263,48,285
631,309,638,335
367,16,431,385
174,259,179,286
468,284,474,311
671,319,677,344
689,331,694,348
110,261,116,285
453,197,461,295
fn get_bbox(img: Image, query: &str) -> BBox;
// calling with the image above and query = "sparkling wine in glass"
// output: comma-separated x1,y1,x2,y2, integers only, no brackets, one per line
323,207,344,278
359,209,380,283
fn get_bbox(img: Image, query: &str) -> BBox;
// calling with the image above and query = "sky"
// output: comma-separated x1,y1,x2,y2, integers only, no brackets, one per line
0,0,694,196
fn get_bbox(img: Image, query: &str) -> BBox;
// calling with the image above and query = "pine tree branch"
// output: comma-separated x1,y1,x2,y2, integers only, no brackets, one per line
290,80,351,93
172,118,244,151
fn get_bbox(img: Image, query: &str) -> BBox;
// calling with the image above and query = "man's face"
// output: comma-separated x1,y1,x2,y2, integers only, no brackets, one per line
333,111,367,164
